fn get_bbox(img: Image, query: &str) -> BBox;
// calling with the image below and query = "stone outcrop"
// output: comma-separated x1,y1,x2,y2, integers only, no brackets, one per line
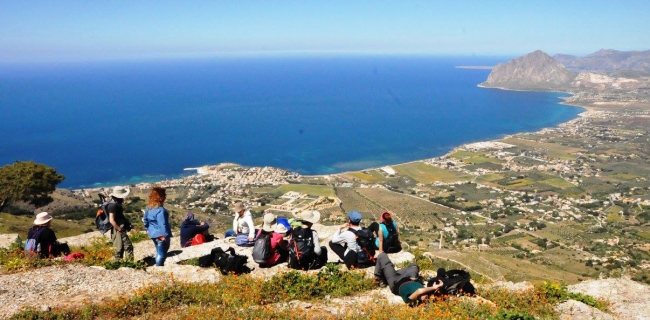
568,278,650,320
480,50,575,91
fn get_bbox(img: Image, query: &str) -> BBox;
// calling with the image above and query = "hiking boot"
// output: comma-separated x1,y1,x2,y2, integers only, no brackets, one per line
374,276,388,288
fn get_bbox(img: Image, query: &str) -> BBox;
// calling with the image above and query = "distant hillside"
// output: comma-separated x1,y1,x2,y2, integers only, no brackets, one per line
553,49,650,75
480,50,575,91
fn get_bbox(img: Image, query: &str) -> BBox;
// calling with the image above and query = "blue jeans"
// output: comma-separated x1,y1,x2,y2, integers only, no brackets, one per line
153,237,171,266
224,229,236,237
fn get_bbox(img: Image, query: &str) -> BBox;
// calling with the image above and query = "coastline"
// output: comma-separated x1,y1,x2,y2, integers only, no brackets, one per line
74,89,591,190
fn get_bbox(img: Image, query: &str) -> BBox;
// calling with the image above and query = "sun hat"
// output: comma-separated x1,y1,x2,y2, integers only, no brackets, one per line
347,210,362,224
109,186,130,199
262,213,277,232
299,210,321,224
34,212,53,225
233,202,245,213
274,223,288,234
185,212,195,221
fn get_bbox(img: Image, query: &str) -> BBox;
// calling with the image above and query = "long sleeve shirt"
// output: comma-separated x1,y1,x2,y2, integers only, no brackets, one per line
233,210,255,238
331,226,361,254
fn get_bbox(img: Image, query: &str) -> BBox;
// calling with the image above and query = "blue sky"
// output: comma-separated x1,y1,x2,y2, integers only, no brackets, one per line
1,1,649,62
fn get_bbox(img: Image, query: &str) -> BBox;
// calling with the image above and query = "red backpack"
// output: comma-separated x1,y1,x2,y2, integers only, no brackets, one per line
190,234,206,246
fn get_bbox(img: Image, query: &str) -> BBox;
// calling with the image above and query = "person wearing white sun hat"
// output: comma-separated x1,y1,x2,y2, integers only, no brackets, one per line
107,186,134,261
287,210,328,270
24,212,70,258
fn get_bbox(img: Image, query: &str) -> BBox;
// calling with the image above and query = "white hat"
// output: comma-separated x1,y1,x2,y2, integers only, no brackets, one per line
299,210,321,224
262,213,277,232
274,223,288,234
34,212,53,225
109,186,130,199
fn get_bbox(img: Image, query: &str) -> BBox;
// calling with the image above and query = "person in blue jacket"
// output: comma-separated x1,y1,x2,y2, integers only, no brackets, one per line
143,186,172,266
180,212,210,247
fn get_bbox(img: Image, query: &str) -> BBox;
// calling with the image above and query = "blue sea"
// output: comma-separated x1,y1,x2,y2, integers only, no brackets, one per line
0,55,582,189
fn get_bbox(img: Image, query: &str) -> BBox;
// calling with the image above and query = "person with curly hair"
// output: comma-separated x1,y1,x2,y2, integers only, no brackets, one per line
143,186,172,266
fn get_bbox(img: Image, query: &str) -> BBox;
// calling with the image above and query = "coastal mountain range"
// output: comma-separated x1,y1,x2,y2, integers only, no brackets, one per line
480,49,650,92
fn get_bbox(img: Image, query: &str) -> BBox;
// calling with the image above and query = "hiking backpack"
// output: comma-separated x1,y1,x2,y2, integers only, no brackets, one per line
288,227,314,270
350,227,376,265
24,227,47,255
427,269,475,296
208,247,250,275
95,194,113,234
382,222,402,253
252,232,272,264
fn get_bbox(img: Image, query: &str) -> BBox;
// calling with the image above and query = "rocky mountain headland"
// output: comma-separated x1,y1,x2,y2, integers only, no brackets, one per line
480,49,650,106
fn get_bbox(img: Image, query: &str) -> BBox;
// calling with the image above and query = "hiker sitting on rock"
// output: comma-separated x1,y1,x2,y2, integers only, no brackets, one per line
224,202,256,247
329,211,365,269
25,212,70,258
288,210,328,270
369,211,402,254
180,212,212,248
253,213,289,268
374,252,444,306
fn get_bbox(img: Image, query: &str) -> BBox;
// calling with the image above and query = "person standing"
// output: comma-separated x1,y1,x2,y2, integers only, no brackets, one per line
143,186,172,266
107,186,134,261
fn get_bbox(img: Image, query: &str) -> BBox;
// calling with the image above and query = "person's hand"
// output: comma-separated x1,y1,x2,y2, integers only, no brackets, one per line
248,236,254,241
200,221,205,226
432,280,444,289
158,236,165,241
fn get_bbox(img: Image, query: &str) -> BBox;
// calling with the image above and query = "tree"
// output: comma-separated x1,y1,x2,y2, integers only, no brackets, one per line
0,161,65,212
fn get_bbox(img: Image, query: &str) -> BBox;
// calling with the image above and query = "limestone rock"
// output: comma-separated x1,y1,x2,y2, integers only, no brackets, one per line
568,278,650,320
0,234,20,249
481,50,575,91
555,300,614,320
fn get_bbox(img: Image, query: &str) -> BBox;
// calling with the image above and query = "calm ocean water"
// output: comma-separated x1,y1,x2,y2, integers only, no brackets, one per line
0,55,581,189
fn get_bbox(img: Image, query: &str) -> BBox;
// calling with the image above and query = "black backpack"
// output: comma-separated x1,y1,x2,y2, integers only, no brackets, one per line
207,247,250,275
288,227,314,270
382,222,402,253
427,269,475,296
350,227,376,265
252,232,272,264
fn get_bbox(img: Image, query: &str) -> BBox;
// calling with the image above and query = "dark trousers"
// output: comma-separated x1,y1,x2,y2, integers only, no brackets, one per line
374,252,420,293
329,241,358,269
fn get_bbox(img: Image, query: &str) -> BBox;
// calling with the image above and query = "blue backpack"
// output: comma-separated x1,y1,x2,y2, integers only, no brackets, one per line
24,227,47,255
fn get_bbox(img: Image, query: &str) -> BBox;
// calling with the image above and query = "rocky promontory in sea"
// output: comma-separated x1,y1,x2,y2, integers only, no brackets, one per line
480,49,650,105
480,50,575,91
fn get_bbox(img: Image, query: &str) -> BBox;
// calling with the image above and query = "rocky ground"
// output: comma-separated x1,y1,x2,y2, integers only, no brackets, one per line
2,225,649,319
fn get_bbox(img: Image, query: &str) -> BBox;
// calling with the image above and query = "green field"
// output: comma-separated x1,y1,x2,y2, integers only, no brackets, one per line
269,184,335,197
540,177,575,189
502,138,586,160
347,171,386,182
394,162,471,183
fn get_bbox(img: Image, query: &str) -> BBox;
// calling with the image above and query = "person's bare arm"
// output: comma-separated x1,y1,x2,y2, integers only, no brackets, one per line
377,227,385,254
408,280,443,301
109,212,121,232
